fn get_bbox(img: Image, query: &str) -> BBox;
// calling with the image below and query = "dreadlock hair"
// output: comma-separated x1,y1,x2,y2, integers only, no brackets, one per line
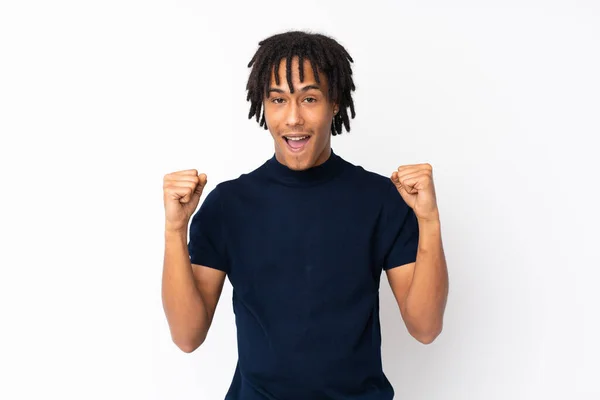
246,31,356,136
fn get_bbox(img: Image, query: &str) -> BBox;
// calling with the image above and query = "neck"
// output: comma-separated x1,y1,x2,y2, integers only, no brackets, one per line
274,142,332,171
264,146,343,187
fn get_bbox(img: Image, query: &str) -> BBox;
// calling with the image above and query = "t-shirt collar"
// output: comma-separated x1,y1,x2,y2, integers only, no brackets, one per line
264,148,344,187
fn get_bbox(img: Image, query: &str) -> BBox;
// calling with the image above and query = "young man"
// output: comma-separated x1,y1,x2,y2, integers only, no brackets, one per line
162,31,448,400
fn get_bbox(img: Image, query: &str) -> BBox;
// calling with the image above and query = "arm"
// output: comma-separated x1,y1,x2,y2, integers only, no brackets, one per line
162,228,226,353
386,218,448,344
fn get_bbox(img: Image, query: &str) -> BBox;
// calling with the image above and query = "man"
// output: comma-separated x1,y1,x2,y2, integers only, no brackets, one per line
162,31,448,400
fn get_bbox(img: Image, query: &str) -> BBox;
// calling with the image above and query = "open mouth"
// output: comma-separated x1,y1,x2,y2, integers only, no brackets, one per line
283,135,311,152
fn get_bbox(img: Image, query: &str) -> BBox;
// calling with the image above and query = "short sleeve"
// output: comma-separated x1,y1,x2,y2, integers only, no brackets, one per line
187,185,229,273
381,181,420,270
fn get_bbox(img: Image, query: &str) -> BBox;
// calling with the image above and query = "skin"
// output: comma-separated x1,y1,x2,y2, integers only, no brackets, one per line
388,164,448,344
263,56,339,171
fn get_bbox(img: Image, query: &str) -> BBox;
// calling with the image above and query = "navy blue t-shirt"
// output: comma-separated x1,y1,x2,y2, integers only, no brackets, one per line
188,149,419,400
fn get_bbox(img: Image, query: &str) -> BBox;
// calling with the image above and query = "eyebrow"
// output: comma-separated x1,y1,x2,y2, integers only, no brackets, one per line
267,84,322,95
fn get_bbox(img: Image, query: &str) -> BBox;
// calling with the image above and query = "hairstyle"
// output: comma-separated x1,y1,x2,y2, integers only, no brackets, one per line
246,31,356,136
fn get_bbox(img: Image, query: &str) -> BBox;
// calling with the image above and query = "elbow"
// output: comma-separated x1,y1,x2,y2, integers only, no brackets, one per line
409,324,443,345
403,306,445,345
172,334,206,353
413,331,440,345
176,341,200,353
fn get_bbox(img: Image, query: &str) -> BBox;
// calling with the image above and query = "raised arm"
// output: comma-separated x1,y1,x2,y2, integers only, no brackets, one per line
161,169,226,353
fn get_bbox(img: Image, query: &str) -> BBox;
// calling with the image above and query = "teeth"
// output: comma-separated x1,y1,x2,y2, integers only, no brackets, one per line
287,136,308,141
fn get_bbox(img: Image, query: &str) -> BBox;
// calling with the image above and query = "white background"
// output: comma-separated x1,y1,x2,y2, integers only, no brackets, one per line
1,0,599,399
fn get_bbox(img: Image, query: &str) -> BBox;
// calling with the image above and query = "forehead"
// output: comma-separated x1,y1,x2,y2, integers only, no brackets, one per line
268,56,328,89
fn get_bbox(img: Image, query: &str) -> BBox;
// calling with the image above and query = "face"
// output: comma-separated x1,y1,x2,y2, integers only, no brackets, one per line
263,56,338,171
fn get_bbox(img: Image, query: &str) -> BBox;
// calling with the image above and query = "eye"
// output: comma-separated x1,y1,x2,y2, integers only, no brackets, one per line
271,98,285,104
304,97,317,103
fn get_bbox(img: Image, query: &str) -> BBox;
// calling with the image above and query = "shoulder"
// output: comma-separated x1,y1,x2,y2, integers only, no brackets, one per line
338,154,397,197
337,154,412,219
206,158,269,199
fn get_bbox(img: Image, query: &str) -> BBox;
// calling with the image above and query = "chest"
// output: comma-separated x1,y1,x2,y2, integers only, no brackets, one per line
224,189,385,295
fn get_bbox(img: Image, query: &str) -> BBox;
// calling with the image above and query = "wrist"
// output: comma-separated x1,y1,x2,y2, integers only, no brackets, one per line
165,223,188,237
417,215,440,228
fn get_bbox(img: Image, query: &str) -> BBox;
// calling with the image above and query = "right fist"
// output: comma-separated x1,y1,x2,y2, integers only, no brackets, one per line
163,169,208,232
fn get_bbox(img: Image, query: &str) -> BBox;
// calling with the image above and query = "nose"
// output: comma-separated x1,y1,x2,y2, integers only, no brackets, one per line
285,101,304,127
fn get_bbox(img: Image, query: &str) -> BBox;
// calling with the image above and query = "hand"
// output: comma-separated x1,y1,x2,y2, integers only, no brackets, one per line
391,163,439,222
163,169,208,232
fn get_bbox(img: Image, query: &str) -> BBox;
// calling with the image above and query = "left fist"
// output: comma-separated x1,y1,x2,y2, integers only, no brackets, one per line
391,163,439,222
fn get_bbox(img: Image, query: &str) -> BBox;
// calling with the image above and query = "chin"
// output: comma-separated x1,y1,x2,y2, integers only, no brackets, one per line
285,155,313,171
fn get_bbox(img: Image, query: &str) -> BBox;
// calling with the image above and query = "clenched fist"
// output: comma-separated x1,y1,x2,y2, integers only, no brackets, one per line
163,169,208,232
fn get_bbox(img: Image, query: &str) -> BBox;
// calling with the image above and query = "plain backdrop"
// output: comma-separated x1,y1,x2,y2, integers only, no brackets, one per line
1,1,599,399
